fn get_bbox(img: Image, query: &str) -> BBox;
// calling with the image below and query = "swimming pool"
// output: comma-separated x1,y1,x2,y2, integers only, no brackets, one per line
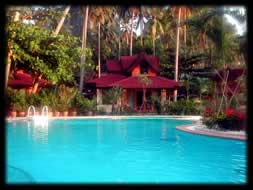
6,117,246,184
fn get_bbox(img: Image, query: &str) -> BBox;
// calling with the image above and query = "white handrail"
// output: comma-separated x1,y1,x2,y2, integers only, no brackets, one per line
41,106,48,118
27,106,36,118
27,105,49,126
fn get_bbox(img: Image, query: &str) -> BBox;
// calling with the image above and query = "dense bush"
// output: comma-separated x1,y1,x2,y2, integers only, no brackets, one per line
6,88,27,112
150,93,161,114
14,90,27,112
163,100,200,115
72,94,97,114
57,85,78,112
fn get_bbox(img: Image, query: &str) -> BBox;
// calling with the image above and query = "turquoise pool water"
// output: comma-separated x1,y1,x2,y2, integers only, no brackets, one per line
6,118,246,184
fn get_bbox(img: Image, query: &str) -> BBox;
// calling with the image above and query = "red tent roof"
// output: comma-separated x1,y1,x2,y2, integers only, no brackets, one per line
8,70,51,89
110,76,178,89
87,74,127,88
8,80,32,88
8,78,50,89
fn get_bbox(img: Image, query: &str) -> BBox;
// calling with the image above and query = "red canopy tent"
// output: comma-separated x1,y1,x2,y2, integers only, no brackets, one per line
8,70,52,90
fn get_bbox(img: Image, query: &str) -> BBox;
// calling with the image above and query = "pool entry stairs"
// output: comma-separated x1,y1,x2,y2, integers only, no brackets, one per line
27,105,48,126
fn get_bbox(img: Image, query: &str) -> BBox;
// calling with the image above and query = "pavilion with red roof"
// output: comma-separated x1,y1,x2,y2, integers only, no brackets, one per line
8,69,52,93
87,51,179,112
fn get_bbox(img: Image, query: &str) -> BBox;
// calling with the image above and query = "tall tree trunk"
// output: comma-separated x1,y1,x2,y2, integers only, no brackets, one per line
130,11,134,56
173,8,181,102
186,77,189,101
79,6,89,93
98,22,101,77
184,14,187,67
184,13,187,48
126,29,129,46
5,49,12,90
141,32,143,47
5,12,20,91
153,38,155,56
53,6,71,36
118,36,121,60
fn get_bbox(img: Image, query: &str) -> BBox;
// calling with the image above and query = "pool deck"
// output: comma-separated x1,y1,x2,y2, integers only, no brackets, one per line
6,115,246,141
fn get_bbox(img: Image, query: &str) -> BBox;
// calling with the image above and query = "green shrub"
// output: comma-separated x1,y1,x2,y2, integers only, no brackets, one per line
150,93,161,114
26,93,42,108
14,90,27,112
73,94,96,114
5,88,20,111
56,85,78,111
163,100,200,115
103,87,123,113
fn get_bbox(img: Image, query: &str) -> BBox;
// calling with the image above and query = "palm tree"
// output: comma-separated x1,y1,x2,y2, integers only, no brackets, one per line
173,7,181,102
119,6,141,56
79,6,89,93
180,7,192,48
53,6,71,36
89,6,114,77
129,7,141,56
149,7,165,56
135,6,151,47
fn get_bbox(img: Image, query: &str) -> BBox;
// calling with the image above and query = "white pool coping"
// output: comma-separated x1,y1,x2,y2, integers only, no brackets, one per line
176,123,247,141
6,115,246,141
5,115,202,122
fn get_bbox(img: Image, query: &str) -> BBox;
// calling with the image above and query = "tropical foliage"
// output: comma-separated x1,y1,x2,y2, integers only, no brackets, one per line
7,21,82,92
203,108,246,131
5,6,246,124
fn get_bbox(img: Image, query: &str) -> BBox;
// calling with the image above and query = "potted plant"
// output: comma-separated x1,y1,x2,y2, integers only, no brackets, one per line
73,93,86,116
57,85,78,117
86,98,97,116
39,90,53,117
6,88,18,117
73,94,95,116
151,93,161,114
69,99,78,116
51,91,61,117
69,107,77,116
15,90,27,117
26,92,41,116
